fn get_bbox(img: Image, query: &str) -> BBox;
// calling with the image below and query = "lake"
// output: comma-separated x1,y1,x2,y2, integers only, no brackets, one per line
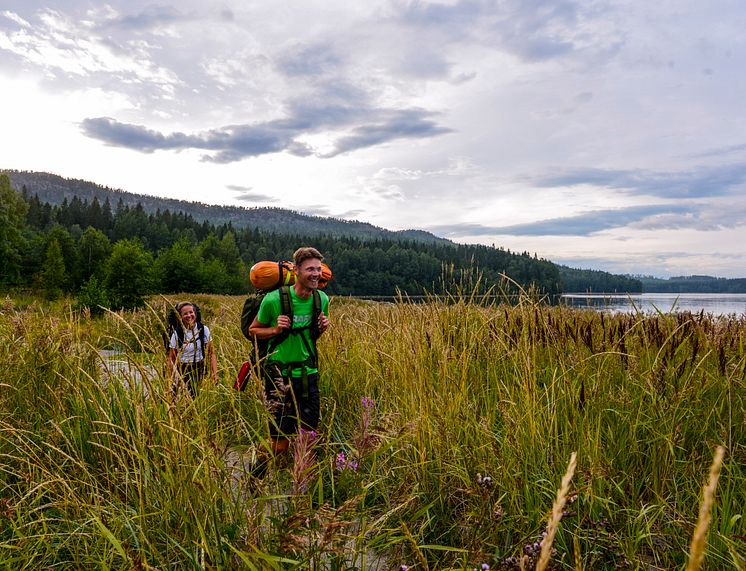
561,293,746,316
355,292,746,316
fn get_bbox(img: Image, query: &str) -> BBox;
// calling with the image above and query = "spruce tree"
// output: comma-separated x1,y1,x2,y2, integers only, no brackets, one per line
41,239,66,300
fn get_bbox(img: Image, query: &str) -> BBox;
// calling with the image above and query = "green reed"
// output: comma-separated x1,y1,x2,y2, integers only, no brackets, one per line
0,293,744,569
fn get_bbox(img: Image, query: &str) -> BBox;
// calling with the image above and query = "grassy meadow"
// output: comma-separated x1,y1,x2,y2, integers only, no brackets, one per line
0,292,744,569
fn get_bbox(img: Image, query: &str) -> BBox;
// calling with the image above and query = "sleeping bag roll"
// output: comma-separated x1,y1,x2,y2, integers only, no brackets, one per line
249,261,294,290
249,260,332,290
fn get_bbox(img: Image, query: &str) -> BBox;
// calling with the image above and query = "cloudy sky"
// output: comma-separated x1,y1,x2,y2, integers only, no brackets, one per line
2,1,745,278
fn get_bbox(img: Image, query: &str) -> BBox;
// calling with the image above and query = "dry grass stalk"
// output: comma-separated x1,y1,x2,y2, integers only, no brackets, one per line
536,451,578,571
685,445,726,571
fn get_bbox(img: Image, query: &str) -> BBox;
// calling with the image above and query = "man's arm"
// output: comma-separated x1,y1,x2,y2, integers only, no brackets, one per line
317,312,330,336
249,315,291,339
317,294,330,336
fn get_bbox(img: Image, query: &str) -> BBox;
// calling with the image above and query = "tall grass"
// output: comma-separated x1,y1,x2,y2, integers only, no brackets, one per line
1,292,744,569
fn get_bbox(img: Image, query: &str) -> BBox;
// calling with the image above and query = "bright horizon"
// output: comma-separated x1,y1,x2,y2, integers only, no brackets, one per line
2,1,745,278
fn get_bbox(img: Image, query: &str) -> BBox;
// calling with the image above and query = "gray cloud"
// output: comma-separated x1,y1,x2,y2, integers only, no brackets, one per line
634,201,746,232
394,0,617,63
691,143,746,159
80,117,301,160
428,204,695,237
81,105,452,161
227,184,277,203
199,123,298,163
337,209,366,219
101,5,189,30
534,164,746,198
278,43,342,77
233,192,278,203
285,99,364,129
396,0,486,32
80,117,193,151
298,205,335,217
325,109,453,156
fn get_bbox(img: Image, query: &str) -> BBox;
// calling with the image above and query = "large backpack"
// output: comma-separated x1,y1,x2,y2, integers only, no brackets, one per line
237,285,321,388
164,302,206,363
240,263,291,342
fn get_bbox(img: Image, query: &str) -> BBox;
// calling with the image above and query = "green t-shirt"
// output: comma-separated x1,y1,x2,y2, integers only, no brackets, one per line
257,287,330,377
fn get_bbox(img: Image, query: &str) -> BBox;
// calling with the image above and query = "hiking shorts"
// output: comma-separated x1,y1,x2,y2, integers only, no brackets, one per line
264,369,320,437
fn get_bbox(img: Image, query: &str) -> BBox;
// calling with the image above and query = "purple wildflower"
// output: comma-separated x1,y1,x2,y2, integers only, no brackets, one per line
299,428,318,440
335,451,359,472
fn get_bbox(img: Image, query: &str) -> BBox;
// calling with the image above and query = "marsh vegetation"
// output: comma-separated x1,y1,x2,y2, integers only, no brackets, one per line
1,293,744,569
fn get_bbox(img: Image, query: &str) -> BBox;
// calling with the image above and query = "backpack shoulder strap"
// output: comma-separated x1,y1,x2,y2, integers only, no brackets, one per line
280,286,293,322
312,289,321,314
267,287,293,353
297,289,321,361
198,322,206,359
310,289,322,340
176,323,185,348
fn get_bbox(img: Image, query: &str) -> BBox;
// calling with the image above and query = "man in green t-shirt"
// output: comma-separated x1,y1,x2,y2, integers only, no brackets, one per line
249,246,330,455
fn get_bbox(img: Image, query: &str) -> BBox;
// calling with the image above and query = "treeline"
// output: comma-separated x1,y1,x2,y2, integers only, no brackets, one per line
0,174,562,310
640,275,746,293
558,265,642,293
5,170,451,244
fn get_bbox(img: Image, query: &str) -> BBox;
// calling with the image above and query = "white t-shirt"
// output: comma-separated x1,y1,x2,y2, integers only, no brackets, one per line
169,325,212,363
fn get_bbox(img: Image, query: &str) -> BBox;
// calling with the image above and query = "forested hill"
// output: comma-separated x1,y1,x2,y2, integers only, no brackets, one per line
639,275,746,293
558,265,642,293
1,170,643,299
4,170,450,245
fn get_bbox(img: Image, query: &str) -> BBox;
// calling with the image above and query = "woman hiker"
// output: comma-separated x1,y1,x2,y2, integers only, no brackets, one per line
168,301,218,397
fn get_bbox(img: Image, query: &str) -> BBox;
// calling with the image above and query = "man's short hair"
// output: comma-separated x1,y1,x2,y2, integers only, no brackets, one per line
293,246,324,268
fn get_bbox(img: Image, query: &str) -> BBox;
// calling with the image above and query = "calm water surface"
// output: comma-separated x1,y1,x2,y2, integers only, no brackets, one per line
561,293,746,316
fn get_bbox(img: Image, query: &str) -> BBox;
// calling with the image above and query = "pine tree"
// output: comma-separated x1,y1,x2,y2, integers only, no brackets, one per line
88,196,104,229
41,238,66,300
102,197,114,235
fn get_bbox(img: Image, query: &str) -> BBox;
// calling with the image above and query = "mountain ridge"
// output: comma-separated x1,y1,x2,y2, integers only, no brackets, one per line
4,169,453,245
4,169,645,293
